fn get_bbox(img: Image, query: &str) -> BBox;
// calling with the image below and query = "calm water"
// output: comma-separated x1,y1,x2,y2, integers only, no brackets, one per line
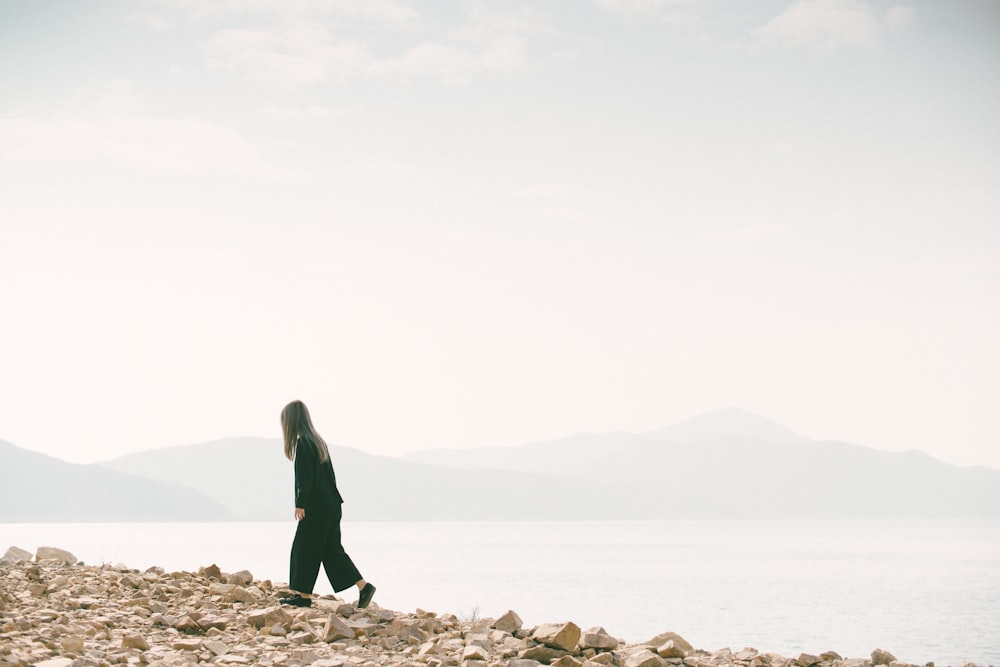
1,520,997,666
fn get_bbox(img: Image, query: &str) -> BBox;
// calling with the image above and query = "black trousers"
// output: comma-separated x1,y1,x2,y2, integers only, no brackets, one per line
289,503,363,594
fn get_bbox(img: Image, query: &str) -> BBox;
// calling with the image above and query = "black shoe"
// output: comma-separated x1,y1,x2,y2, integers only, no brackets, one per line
357,583,376,609
279,595,312,608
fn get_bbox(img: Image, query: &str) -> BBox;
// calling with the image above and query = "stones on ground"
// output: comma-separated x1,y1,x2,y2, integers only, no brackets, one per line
35,546,77,564
532,622,582,652
0,550,969,667
873,649,898,665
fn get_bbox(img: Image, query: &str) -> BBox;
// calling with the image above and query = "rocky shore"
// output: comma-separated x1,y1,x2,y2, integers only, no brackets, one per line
0,547,985,667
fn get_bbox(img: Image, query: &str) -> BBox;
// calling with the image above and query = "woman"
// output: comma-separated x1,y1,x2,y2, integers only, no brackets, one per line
279,400,376,609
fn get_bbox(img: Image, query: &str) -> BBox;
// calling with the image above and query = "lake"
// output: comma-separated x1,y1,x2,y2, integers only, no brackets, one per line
1,519,997,666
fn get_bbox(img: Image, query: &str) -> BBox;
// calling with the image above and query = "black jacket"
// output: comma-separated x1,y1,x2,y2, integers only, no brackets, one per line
294,435,344,512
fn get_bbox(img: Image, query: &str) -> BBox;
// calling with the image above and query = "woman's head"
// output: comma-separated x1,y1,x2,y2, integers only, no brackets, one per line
281,400,330,462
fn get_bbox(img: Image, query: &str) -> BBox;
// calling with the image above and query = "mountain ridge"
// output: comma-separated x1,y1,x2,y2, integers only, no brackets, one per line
4,408,999,521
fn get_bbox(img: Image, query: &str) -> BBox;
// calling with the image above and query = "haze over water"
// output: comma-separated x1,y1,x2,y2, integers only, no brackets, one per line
3,519,997,667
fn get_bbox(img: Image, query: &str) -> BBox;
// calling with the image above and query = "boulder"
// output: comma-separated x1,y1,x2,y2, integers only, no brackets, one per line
873,650,897,666
60,636,85,653
323,614,353,642
121,635,150,650
249,606,293,629
510,661,543,667
657,640,687,659
1,546,32,564
581,628,620,651
494,610,524,634
532,622,582,652
227,570,253,586
200,564,222,579
463,645,490,661
523,645,570,663
552,657,584,667
626,650,667,667
35,546,77,564
646,632,694,655
796,654,821,666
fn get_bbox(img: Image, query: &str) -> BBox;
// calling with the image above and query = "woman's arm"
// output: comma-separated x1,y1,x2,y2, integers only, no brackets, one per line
294,437,316,514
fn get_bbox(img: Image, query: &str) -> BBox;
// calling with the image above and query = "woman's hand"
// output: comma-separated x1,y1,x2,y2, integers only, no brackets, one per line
295,508,305,521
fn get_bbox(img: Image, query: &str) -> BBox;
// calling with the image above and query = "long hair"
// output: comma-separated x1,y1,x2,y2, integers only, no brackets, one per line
281,400,331,463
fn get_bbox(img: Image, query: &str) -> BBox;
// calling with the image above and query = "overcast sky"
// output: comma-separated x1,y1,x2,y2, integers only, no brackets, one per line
1,0,997,469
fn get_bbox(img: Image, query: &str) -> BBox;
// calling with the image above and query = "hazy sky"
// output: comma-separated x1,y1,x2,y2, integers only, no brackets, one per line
1,0,997,469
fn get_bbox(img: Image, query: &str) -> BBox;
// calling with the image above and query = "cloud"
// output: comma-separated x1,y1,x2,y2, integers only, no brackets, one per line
204,26,371,87
159,0,417,23
0,115,287,179
757,0,914,48
367,36,525,84
199,4,540,87
261,104,341,120
594,0,694,17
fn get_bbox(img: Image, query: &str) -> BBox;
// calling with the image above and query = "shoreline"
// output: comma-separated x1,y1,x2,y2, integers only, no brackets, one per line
0,548,991,667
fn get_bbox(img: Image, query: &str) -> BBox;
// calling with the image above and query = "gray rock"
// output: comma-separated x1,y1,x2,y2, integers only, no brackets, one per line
532,622,582,652
35,546,77,564
1,546,32,564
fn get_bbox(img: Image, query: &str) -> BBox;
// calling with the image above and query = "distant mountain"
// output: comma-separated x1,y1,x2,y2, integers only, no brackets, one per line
0,439,232,522
639,407,807,444
100,438,604,521
6,408,999,521
401,408,805,471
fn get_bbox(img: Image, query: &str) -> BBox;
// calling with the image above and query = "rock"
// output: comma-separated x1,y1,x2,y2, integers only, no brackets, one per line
60,636,85,653
494,610,524,634
463,645,490,661
581,628,619,651
173,639,203,651
249,606,293,629
510,661,543,667
532,622,582,652
646,633,694,655
121,635,150,650
323,614,353,642
200,563,222,579
523,645,570,663
796,654,821,666
626,650,667,667
34,659,74,667
1,546,32,564
657,641,687,659
552,657,585,667
873,650,897,666
227,570,254,586
35,546,77,564
821,652,843,662
204,640,229,656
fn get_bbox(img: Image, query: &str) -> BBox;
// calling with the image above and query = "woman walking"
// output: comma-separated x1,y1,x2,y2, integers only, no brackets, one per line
280,400,375,609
